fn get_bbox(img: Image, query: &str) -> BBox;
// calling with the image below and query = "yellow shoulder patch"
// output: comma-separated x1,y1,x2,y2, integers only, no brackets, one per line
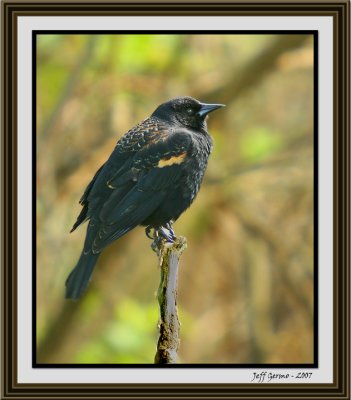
157,153,187,168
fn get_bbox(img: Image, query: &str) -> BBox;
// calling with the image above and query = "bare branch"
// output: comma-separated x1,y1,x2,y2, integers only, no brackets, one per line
154,237,187,364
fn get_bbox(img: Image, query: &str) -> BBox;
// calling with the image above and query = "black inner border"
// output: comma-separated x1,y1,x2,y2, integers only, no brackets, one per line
32,30,318,369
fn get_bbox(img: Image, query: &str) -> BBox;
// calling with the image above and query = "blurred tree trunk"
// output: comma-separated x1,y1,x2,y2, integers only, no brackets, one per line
201,35,309,103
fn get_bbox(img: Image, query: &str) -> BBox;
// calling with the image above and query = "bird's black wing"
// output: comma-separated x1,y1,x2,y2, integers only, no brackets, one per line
72,119,193,254
70,119,164,233
70,164,105,232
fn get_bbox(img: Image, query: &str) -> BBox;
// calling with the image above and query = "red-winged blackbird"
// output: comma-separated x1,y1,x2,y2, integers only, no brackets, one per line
66,96,224,299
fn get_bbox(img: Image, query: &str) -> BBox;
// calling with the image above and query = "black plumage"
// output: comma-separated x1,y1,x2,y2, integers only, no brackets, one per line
66,96,224,299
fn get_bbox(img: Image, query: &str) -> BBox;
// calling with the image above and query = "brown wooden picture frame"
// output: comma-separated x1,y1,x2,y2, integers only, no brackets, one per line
1,1,350,399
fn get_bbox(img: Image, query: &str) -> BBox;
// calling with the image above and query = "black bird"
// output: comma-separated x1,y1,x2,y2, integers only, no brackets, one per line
66,96,225,299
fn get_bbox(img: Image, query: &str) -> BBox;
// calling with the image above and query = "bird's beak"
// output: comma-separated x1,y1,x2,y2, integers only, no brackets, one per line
197,102,225,117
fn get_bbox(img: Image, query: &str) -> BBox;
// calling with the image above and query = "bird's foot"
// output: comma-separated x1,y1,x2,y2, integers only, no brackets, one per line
147,224,177,254
146,226,162,254
158,224,176,243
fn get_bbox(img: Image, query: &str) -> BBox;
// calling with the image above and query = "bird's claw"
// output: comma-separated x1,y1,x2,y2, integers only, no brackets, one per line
151,237,162,254
146,224,176,254
145,226,156,240
158,225,176,243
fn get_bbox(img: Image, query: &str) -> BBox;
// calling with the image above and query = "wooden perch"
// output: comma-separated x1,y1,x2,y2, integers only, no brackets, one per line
154,236,187,364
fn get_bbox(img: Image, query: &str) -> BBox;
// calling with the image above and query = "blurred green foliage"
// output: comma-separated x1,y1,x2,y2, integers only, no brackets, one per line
240,127,283,162
75,299,158,363
37,33,314,364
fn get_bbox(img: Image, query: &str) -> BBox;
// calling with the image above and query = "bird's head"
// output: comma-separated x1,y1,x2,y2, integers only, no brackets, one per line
152,96,225,131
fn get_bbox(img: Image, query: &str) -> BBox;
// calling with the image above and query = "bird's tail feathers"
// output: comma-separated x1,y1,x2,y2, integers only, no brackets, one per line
65,251,100,300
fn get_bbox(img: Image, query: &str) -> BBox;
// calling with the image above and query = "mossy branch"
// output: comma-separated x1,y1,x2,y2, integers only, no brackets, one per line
153,236,187,364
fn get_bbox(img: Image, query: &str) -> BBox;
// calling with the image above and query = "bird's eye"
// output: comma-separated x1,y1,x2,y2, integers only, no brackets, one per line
186,108,195,115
